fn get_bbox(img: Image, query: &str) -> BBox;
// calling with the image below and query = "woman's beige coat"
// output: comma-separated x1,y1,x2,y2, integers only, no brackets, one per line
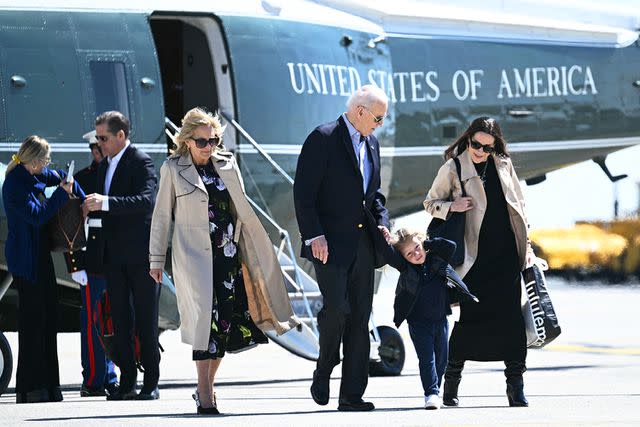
149,151,299,351
424,149,532,278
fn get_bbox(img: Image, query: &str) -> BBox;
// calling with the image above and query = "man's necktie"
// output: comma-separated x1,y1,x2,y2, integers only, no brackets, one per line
359,135,367,192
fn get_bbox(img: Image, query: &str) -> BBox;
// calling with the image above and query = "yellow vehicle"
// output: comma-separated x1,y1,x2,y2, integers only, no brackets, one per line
530,218,640,281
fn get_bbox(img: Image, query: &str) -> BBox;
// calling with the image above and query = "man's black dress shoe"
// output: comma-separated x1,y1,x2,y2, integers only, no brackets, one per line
80,384,106,397
337,400,375,412
136,387,160,400
310,370,329,406
106,387,138,401
105,382,120,396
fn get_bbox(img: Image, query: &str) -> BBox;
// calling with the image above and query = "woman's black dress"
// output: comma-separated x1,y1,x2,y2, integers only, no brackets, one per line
448,157,526,362
192,161,267,360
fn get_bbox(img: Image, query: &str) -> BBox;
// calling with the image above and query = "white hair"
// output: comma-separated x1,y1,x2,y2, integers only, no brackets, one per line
346,84,388,111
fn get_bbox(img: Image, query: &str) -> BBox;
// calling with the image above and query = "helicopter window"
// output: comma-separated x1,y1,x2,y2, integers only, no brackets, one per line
89,61,130,119
443,125,457,139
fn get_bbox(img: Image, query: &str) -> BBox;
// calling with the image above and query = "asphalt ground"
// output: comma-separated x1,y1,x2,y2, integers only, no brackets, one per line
1,275,639,426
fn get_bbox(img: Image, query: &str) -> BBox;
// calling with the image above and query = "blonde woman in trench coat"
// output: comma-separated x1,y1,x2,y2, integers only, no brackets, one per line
424,117,535,408
149,108,298,415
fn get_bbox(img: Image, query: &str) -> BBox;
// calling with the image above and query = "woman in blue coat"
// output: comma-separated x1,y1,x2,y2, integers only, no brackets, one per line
3,135,83,403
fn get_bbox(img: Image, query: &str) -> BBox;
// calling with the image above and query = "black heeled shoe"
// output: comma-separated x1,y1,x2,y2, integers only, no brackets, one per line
443,378,460,407
192,390,220,415
506,379,529,407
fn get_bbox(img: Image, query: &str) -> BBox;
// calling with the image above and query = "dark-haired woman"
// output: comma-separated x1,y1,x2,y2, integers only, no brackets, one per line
3,135,84,403
424,117,535,407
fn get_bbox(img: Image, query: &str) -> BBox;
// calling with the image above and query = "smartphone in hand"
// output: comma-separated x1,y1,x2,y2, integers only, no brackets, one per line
67,160,75,177
64,160,75,184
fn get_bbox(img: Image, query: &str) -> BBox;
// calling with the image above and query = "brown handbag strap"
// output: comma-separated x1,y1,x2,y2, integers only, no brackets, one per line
57,211,83,250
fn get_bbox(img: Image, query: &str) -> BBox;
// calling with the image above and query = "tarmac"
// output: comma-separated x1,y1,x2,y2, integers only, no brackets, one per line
1,274,639,426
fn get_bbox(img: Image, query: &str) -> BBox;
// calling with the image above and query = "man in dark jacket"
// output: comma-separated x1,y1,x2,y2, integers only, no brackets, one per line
83,111,159,401
66,131,119,397
294,85,390,412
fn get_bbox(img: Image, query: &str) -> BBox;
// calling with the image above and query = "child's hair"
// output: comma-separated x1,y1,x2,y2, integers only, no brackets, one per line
391,227,426,250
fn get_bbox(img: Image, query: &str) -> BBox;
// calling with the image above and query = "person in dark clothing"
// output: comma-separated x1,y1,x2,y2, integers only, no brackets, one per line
148,108,296,415
83,111,159,401
384,229,477,410
294,85,390,412
3,135,83,403
424,117,536,407
66,131,118,397
74,131,103,194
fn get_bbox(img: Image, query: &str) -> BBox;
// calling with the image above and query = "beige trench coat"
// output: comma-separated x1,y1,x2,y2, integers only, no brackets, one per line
149,151,299,351
424,149,532,278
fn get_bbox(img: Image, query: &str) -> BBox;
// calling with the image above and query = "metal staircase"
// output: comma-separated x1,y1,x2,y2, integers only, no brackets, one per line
217,112,321,335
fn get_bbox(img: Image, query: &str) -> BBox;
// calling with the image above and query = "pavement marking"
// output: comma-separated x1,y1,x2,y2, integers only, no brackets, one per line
544,344,640,355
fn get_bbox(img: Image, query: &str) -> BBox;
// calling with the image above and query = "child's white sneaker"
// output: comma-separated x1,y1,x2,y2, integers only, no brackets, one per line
424,394,442,410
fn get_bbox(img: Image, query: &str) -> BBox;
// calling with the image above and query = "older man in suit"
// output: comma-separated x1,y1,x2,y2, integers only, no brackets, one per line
294,85,390,412
83,111,159,400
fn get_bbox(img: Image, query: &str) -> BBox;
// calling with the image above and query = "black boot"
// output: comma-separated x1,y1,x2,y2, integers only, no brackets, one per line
506,377,528,407
443,378,460,407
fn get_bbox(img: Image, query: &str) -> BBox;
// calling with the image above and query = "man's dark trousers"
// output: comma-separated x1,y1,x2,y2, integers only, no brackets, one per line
95,143,158,394
313,230,375,402
106,262,160,392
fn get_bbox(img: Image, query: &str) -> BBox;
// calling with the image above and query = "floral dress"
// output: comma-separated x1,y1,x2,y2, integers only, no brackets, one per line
192,161,268,360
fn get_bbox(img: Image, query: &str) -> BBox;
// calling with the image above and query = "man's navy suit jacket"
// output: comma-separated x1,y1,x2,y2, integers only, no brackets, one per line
294,115,390,268
93,144,157,266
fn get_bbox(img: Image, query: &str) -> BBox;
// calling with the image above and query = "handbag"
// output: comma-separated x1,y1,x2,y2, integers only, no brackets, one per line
48,197,86,252
427,157,465,266
47,170,86,252
521,259,561,348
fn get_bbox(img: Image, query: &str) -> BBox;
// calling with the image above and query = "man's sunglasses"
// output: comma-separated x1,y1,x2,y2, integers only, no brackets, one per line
469,138,495,153
193,137,221,148
360,106,386,124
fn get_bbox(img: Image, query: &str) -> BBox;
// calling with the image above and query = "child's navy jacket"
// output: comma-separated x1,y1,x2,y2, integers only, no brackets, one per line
386,237,477,327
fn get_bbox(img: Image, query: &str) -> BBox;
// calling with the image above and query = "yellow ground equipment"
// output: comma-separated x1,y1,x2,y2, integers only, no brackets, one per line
529,222,629,278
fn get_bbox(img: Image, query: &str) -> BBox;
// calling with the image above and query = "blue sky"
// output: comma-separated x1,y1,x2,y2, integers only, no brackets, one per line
522,145,640,229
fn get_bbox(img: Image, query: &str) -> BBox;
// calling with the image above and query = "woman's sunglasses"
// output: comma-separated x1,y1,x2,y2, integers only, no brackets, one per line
193,137,221,148
469,138,495,153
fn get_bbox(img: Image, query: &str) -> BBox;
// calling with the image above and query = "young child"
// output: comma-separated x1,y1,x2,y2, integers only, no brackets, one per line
386,228,476,410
